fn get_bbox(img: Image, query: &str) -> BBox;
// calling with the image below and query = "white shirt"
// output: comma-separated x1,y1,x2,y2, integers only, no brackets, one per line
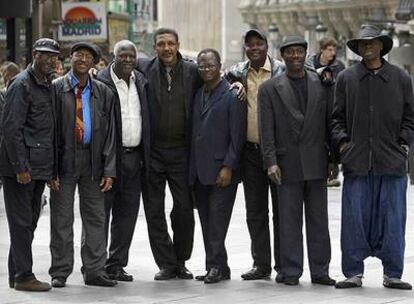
110,65,142,147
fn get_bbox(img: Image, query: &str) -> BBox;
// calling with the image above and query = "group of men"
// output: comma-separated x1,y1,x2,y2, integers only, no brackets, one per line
1,23,413,292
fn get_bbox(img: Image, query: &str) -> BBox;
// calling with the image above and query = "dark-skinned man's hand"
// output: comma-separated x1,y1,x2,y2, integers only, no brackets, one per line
216,166,232,188
16,171,31,184
100,176,114,192
267,165,282,185
229,81,246,101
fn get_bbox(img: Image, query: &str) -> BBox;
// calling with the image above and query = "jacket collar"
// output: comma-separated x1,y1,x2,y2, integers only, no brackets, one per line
200,78,229,116
356,59,391,82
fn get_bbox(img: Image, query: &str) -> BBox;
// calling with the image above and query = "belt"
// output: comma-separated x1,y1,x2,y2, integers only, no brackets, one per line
122,146,139,153
245,141,260,150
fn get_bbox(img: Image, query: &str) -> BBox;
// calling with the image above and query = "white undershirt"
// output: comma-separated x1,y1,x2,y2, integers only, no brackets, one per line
110,65,142,147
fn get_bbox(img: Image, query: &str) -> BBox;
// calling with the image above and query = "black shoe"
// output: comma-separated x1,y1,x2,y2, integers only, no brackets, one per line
177,266,193,279
51,277,66,288
204,268,222,284
107,268,133,282
85,275,117,287
311,276,336,286
383,276,412,290
335,276,362,289
196,268,230,281
283,277,299,286
8,277,14,288
241,267,271,280
154,268,177,281
275,273,284,283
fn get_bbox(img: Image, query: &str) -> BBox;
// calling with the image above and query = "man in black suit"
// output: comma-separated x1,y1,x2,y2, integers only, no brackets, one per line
189,48,246,284
96,40,150,282
258,36,335,286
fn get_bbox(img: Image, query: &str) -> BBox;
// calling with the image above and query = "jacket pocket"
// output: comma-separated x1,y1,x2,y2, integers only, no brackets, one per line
27,144,52,168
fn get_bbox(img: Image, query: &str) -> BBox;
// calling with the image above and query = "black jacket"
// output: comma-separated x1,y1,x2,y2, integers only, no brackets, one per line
224,56,285,87
259,71,331,182
189,79,247,185
331,60,414,176
96,65,151,176
52,74,117,179
0,66,55,180
304,54,345,81
137,53,203,148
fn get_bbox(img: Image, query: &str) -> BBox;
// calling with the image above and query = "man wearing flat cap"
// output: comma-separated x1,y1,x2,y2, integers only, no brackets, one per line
224,29,284,281
0,38,60,291
48,42,117,287
259,36,335,286
332,24,414,290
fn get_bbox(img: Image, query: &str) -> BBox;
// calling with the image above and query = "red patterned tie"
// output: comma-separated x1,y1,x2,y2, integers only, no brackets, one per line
75,84,84,144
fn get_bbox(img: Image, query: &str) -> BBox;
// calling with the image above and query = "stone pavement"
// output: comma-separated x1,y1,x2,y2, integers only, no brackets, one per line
1,179,414,304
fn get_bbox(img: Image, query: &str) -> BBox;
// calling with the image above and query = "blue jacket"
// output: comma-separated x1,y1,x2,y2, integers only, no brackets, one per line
189,79,247,186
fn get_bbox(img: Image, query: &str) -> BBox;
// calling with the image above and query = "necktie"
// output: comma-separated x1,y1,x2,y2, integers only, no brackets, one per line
166,67,172,92
75,84,84,145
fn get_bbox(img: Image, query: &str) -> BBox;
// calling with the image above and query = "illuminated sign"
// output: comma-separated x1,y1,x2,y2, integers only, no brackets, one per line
59,2,107,41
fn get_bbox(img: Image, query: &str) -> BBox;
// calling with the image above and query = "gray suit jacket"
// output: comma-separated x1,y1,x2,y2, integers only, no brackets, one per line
258,71,330,182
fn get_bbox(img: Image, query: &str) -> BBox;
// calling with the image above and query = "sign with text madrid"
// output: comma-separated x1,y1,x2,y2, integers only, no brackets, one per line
59,2,107,41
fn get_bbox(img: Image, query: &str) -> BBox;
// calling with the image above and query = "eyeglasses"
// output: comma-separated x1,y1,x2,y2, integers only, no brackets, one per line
198,64,218,71
73,52,94,62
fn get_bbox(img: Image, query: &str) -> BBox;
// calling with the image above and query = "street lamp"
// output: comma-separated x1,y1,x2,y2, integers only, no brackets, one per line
315,22,328,42
268,23,279,58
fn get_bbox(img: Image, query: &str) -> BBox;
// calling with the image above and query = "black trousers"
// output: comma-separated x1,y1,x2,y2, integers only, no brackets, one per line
142,147,195,270
278,179,331,279
194,180,237,272
2,177,45,283
105,148,142,271
49,149,107,281
242,144,279,272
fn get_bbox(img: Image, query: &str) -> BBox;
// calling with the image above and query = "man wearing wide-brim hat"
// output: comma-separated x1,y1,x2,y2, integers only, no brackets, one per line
332,24,414,290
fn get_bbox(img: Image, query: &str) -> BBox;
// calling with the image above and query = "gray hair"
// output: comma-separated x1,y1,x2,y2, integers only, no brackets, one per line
113,40,138,58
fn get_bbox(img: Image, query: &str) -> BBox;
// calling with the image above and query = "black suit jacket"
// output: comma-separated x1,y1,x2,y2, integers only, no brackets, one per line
189,79,247,186
258,71,330,182
96,64,151,177
137,53,203,148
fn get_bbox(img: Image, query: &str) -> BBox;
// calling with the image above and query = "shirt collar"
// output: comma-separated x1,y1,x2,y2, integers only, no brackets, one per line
248,56,271,72
356,59,390,82
110,64,135,84
69,71,91,90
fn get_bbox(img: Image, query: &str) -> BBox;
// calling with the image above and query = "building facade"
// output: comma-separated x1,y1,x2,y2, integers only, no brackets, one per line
239,0,414,74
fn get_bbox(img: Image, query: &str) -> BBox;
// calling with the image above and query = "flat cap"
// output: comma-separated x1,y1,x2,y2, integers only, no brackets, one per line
70,42,101,64
33,38,60,54
279,36,307,53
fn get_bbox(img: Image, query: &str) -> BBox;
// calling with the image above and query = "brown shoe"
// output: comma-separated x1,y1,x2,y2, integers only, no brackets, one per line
14,278,51,292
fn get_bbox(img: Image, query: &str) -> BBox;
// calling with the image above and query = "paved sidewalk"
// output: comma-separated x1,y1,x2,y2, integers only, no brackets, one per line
1,180,414,304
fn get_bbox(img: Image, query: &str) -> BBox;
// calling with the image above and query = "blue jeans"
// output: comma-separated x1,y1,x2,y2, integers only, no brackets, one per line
341,172,407,278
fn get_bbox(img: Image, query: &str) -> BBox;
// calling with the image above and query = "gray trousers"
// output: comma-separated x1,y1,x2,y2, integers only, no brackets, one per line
278,179,331,279
49,149,107,281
